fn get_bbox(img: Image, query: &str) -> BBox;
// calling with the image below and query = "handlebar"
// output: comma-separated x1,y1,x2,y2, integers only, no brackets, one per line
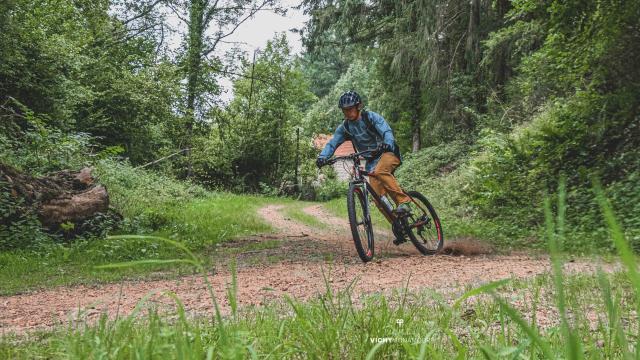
323,149,375,167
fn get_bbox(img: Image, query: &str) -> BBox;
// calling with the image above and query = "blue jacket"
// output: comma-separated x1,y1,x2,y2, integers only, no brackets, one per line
319,111,396,172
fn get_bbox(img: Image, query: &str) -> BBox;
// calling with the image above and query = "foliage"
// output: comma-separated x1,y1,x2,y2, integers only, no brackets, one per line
0,99,93,175
190,34,316,191
302,58,381,136
0,0,182,166
395,140,470,191
0,178,50,250
314,177,348,202
299,0,513,150
95,159,208,230
298,32,356,98
459,0,640,249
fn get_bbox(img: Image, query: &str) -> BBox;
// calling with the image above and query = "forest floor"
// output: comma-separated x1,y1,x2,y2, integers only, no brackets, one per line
0,203,613,334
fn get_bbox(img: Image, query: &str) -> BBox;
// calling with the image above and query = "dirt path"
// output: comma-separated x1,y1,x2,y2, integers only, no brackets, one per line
0,203,607,334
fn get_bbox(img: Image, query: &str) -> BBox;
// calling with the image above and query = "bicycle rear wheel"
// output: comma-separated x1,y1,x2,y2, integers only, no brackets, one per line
400,191,443,255
347,184,375,262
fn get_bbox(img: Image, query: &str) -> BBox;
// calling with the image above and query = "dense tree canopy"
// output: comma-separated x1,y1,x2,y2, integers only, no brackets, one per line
1,0,639,249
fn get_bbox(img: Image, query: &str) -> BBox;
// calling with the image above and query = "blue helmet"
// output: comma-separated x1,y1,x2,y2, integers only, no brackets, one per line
338,90,362,109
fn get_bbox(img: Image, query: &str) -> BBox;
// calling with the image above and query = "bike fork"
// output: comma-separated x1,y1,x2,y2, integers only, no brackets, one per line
360,183,371,224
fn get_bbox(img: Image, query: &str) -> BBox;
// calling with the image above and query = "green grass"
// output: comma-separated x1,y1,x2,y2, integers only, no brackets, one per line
0,193,276,296
2,184,639,358
0,268,636,359
282,201,328,229
156,193,274,246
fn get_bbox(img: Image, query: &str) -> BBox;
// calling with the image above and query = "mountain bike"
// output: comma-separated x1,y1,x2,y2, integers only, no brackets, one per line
321,149,444,262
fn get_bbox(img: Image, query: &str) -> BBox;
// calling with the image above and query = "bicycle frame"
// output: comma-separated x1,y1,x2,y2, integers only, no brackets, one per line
325,149,444,257
331,150,429,226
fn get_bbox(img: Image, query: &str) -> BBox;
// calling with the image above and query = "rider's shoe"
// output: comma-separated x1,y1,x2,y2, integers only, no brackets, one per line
394,202,411,216
392,237,406,245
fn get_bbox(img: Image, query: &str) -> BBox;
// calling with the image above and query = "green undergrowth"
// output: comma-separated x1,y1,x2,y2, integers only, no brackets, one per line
0,192,276,296
392,139,640,254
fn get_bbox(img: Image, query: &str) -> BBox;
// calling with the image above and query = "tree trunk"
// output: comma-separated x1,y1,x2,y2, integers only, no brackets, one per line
494,0,512,91
1,164,110,230
465,0,481,71
184,0,206,178
410,80,422,152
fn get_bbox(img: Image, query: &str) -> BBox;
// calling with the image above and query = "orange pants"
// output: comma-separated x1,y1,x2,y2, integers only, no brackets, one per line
369,152,411,206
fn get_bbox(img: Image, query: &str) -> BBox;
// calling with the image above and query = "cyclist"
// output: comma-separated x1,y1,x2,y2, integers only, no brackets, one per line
316,90,411,214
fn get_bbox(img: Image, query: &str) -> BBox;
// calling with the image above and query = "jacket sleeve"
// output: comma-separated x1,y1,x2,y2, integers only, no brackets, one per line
370,112,395,148
319,124,347,159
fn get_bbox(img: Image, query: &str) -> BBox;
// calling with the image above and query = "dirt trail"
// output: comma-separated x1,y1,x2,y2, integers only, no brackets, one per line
0,203,607,334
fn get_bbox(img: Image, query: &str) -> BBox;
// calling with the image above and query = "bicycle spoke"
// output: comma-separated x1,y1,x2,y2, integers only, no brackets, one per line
401,191,443,255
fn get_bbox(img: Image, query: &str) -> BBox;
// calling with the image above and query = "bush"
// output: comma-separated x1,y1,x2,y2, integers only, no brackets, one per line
460,91,640,251
95,159,209,232
315,177,348,202
0,178,50,250
395,140,470,192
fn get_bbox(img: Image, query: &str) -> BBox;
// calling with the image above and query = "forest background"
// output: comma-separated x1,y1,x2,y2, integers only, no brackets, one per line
1,0,639,254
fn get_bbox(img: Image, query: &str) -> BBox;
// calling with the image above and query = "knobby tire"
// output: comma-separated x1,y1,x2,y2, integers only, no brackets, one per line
400,190,444,255
347,184,375,262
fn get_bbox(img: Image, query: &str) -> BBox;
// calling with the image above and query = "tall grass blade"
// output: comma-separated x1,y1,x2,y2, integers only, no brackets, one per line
227,259,238,320
444,328,466,359
417,338,430,360
493,296,554,359
592,179,640,292
453,279,510,309
164,292,189,329
479,344,500,360
545,179,583,359
95,259,197,269
596,270,631,359
592,178,640,359
365,341,386,360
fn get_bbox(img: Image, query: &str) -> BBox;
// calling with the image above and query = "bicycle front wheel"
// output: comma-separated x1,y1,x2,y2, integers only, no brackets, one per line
347,184,375,262
401,191,444,255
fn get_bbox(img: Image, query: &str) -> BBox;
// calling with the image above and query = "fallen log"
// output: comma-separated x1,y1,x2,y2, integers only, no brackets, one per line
1,163,110,231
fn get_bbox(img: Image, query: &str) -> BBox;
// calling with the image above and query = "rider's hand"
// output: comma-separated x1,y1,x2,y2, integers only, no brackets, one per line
373,143,391,157
316,157,328,168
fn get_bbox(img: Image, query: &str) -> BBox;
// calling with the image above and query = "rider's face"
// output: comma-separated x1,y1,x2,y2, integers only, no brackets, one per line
341,105,360,121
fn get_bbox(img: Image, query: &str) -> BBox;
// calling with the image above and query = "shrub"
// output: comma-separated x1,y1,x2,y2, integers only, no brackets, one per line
315,177,348,202
94,159,209,231
395,140,470,192
0,178,50,250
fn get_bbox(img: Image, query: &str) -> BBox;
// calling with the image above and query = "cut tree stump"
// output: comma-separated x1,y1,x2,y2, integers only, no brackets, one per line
1,163,110,230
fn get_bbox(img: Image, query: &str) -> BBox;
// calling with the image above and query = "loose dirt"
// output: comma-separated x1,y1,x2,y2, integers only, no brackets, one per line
0,203,611,334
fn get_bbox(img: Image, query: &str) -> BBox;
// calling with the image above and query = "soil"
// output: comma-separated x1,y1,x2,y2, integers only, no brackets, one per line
0,203,613,335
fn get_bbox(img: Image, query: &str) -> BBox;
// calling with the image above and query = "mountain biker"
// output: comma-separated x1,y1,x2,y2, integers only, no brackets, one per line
316,90,412,214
